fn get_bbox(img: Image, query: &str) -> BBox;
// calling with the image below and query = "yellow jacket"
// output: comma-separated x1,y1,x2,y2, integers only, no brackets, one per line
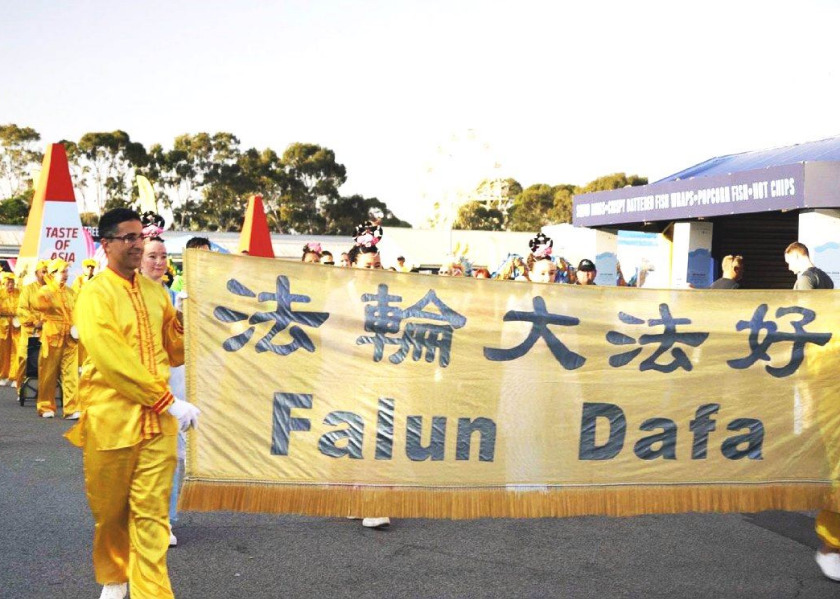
72,273,94,293
16,281,43,336
34,283,75,349
0,287,20,340
72,268,184,450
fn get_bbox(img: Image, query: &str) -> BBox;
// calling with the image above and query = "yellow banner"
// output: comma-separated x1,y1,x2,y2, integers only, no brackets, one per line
181,251,840,518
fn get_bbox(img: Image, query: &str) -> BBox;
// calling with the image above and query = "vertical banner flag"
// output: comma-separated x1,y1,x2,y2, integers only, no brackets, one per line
17,143,89,282
182,251,840,519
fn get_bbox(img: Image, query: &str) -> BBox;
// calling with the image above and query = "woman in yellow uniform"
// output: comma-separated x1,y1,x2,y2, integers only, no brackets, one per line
34,259,79,419
15,260,47,390
0,273,21,385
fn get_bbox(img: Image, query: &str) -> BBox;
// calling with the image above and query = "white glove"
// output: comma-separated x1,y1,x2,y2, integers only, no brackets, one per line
69,325,79,340
175,291,188,313
168,398,201,432
12,317,20,329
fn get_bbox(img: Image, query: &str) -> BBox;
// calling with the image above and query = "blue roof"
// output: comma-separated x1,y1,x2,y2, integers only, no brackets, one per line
657,135,840,183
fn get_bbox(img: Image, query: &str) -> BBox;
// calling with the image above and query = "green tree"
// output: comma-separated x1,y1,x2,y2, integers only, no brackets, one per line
547,184,576,224
507,184,557,231
0,192,30,225
578,172,648,193
453,200,505,230
268,143,347,234
322,194,411,235
78,212,99,227
161,132,252,230
0,124,42,199
76,130,148,213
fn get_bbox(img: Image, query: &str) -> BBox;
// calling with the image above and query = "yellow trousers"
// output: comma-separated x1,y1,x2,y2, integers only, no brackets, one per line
0,329,18,380
83,426,177,598
15,331,32,389
37,338,78,417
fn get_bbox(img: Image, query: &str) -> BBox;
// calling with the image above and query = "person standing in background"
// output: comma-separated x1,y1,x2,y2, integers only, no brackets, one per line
34,259,79,419
710,255,744,289
784,242,834,289
73,258,98,293
15,260,47,390
0,273,21,386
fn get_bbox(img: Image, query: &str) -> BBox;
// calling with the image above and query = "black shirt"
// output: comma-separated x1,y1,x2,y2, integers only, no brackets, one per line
795,267,835,290
710,277,739,289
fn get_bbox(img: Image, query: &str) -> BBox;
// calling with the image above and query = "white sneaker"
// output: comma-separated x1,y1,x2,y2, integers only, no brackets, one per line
169,530,178,547
362,517,391,529
99,582,127,599
0,379,8,386
65,411,81,420
816,550,840,581
41,411,55,419
11,381,16,388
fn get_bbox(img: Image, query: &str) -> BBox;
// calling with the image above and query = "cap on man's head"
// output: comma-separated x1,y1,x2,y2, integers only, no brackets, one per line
48,258,69,274
83,258,97,268
577,259,596,272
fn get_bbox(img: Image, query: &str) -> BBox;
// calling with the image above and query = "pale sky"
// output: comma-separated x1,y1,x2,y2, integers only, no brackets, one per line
2,0,839,226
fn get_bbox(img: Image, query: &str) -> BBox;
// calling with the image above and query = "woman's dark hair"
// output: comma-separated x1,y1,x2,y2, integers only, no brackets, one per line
301,242,322,261
348,244,379,265
186,236,211,250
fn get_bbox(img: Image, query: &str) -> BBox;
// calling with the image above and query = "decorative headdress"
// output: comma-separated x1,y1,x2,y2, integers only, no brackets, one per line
303,242,322,255
354,221,383,251
492,253,527,280
36,259,50,271
140,211,165,239
1,272,15,282
83,258,98,268
528,233,553,259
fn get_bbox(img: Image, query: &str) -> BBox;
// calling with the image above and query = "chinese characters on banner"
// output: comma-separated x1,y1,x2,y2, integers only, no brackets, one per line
182,252,840,519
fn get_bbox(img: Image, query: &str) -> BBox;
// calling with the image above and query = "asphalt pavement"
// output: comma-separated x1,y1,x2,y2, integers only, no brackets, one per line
1,386,836,599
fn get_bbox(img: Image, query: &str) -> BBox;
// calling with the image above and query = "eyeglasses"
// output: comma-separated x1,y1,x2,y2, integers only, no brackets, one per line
106,233,144,245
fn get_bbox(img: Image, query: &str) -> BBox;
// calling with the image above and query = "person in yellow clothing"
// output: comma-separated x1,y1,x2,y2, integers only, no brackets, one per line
73,258,98,368
72,257,98,293
15,260,47,390
67,208,200,599
34,259,79,419
0,273,21,385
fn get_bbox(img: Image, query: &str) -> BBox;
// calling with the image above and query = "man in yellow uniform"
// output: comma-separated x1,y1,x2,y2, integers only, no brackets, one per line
68,208,200,599
72,257,98,292
0,273,21,385
34,259,79,419
15,260,47,391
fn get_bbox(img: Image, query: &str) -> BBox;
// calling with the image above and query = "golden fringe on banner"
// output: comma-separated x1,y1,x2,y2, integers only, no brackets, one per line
181,480,835,519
